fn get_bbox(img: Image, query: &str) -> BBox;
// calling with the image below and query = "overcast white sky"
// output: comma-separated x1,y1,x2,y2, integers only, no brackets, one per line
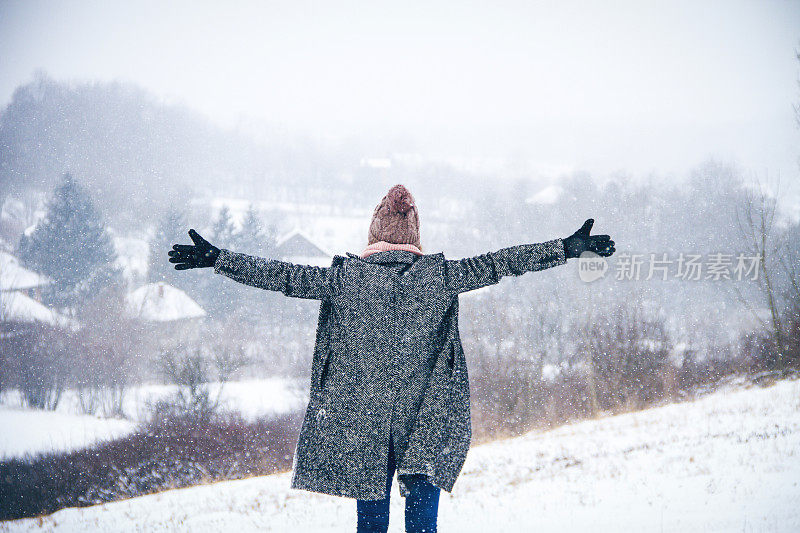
1,0,799,189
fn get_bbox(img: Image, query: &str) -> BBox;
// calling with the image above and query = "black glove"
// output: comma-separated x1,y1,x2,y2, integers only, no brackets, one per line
562,219,615,259
168,229,221,270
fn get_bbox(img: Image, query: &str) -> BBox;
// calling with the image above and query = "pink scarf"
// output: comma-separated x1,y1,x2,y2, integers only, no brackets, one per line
361,241,423,258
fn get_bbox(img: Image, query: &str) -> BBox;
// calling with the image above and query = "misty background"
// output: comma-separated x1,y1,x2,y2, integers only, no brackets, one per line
2,0,799,193
0,0,798,407
1,1,799,523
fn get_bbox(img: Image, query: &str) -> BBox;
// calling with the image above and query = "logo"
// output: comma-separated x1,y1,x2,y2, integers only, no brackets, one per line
578,251,608,282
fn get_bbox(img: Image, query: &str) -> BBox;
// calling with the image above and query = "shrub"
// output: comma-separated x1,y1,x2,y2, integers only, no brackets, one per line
0,409,303,521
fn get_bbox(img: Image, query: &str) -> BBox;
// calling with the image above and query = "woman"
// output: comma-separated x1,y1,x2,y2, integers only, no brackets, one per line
169,184,615,533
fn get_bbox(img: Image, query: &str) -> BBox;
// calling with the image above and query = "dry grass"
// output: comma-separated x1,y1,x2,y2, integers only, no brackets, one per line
0,409,303,521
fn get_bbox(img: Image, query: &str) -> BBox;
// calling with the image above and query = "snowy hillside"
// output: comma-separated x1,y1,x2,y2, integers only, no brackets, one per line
3,378,798,532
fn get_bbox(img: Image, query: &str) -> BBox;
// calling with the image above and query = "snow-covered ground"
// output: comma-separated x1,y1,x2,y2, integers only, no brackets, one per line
2,377,798,532
0,408,137,460
0,377,308,459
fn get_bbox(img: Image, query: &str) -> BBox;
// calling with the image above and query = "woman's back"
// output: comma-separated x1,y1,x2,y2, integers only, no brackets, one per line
169,183,614,532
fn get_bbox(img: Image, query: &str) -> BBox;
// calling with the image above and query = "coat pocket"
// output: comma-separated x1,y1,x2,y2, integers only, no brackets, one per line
314,402,360,454
446,342,456,371
317,348,333,390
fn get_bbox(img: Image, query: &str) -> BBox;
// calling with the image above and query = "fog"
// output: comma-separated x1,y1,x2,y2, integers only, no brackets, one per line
2,0,799,185
1,1,800,529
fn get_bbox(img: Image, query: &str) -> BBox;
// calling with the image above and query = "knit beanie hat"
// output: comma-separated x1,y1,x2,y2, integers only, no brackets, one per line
367,184,421,249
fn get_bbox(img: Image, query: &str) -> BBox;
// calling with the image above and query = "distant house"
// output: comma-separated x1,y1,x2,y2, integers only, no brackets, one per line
0,291,80,331
124,281,206,322
359,157,392,169
274,228,332,267
526,185,563,205
0,251,52,301
0,251,79,330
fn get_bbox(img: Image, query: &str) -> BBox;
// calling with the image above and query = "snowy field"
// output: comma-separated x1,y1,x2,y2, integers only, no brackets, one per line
0,377,308,459
0,408,137,460
2,377,798,532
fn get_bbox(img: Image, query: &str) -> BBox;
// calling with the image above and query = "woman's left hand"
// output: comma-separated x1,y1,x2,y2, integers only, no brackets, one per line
563,219,615,258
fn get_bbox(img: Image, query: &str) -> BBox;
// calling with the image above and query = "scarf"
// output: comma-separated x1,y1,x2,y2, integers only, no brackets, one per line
360,241,424,258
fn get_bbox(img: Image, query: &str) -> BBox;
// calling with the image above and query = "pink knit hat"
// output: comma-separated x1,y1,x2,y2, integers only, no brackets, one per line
367,184,421,250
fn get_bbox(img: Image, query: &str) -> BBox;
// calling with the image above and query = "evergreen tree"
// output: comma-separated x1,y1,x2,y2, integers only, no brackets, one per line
211,205,236,249
195,205,240,319
148,207,190,286
17,173,122,312
224,204,283,327
231,203,278,255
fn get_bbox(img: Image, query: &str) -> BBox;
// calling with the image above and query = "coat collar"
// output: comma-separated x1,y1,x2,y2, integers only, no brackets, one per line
346,250,419,264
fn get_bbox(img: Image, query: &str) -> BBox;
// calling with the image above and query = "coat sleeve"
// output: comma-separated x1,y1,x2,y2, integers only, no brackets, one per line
443,238,567,294
212,248,339,300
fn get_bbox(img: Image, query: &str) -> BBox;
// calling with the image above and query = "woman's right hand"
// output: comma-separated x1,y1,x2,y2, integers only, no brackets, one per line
168,229,221,269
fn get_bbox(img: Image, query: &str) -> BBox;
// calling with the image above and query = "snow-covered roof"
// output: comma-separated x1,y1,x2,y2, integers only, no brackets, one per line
359,157,392,169
299,216,368,256
275,228,332,257
0,290,78,330
526,185,563,205
125,281,206,322
0,251,53,291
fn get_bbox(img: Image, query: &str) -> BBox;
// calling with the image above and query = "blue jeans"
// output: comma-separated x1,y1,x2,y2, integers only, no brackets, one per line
356,437,441,533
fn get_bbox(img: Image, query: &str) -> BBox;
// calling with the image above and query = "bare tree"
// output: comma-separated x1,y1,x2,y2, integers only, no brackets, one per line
154,333,250,421
73,281,136,417
585,297,672,412
12,322,75,410
734,180,798,369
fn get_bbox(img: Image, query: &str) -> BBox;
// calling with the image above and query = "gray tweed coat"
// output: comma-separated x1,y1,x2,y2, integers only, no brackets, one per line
213,238,567,500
